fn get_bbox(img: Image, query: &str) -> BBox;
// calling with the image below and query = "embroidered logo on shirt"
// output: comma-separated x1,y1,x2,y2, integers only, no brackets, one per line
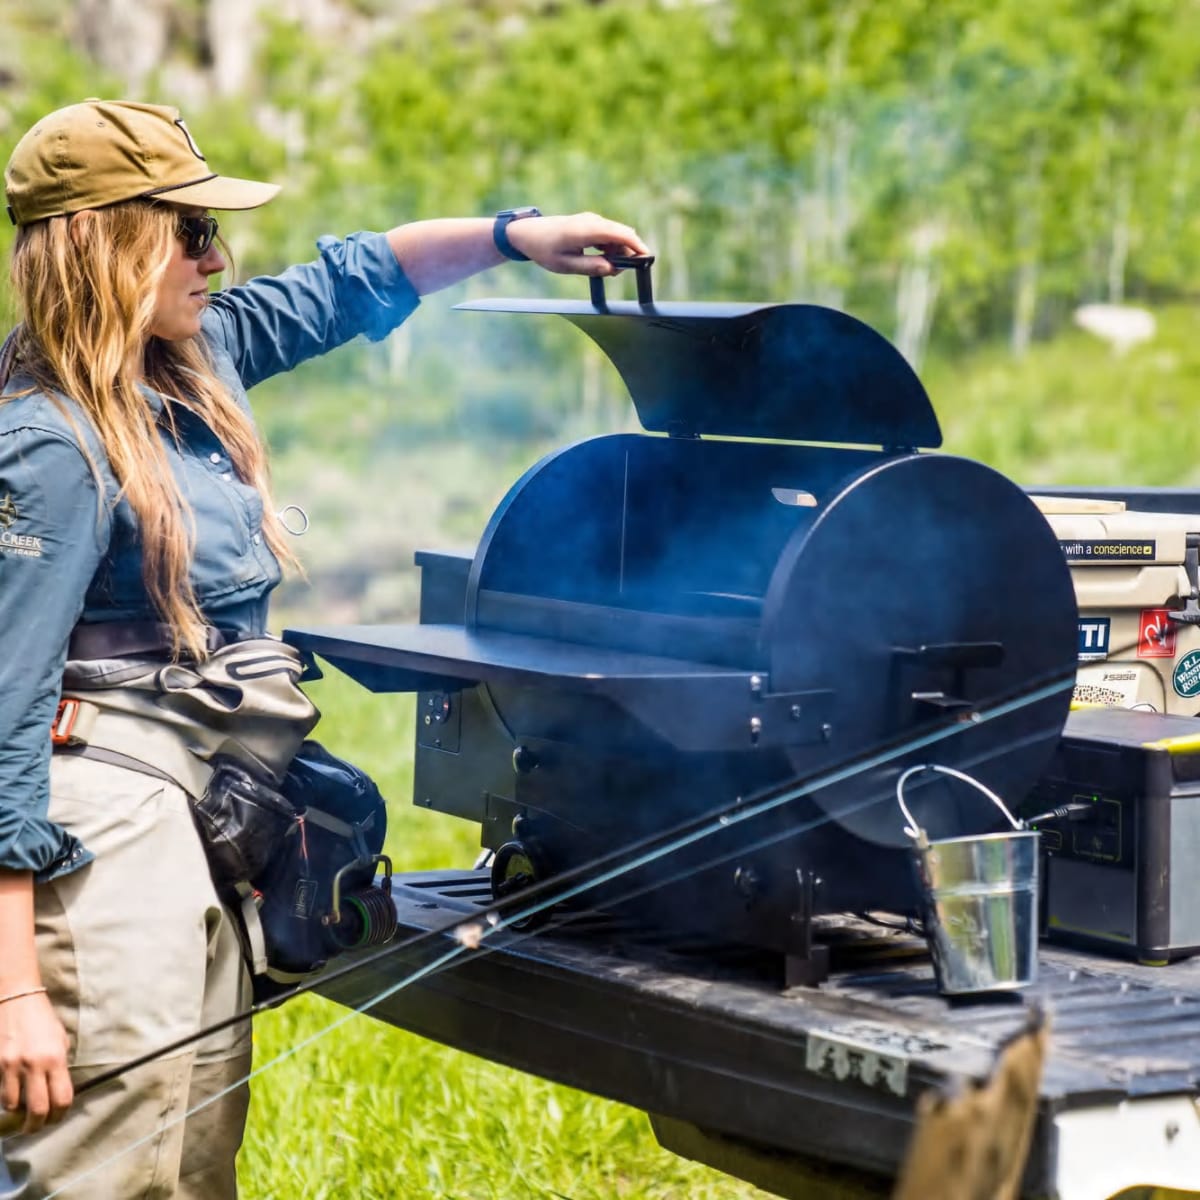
0,492,43,558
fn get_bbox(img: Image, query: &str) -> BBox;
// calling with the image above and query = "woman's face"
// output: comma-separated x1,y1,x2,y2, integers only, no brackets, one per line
148,208,226,341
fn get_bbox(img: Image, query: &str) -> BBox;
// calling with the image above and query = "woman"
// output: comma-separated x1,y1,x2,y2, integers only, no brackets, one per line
0,98,647,1198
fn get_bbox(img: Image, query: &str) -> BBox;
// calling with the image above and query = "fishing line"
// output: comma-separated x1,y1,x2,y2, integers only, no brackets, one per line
446,669,1073,936
14,667,1072,1174
37,783,900,1200
14,667,1072,1199
36,638,1110,1113
56,660,1075,1102
568,719,1064,931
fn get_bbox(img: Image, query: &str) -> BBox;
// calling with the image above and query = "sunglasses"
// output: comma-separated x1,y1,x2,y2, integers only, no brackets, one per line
177,214,219,259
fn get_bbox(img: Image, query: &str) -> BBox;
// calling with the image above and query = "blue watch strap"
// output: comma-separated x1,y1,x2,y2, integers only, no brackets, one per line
494,207,541,262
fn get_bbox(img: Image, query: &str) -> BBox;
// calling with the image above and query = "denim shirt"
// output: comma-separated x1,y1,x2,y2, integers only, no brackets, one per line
0,231,419,880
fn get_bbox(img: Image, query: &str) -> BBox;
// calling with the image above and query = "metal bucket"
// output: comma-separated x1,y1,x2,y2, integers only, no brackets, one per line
897,765,1039,996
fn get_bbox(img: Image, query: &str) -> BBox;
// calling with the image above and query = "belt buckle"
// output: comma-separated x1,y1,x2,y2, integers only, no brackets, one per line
51,698,82,746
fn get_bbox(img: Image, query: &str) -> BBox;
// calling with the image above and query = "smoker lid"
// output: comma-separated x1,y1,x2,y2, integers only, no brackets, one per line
455,296,942,447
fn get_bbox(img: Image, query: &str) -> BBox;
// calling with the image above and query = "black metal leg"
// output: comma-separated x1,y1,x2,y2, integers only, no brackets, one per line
784,867,830,988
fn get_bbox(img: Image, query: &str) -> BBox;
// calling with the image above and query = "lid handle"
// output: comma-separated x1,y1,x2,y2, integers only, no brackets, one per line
589,254,656,309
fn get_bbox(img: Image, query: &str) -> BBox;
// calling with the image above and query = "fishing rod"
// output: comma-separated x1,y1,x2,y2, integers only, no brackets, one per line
0,665,1073,1198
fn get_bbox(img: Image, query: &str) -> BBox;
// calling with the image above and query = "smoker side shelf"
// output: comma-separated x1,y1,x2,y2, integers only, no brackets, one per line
285,622,753,691
318,871,1200,1200
284,623,823,752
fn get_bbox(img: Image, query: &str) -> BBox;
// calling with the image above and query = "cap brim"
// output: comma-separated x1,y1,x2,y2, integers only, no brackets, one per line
145,174,281,211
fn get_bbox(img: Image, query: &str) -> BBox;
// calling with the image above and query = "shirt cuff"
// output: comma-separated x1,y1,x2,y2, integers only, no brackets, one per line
0,808,92,882
315,231,421,344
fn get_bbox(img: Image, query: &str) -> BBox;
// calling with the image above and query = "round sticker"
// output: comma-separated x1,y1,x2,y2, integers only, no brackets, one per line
1173,650,1200,698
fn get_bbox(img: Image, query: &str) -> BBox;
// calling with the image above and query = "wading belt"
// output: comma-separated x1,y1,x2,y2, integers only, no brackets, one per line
48,632,319,799
67,621,235,662
54,617,245,793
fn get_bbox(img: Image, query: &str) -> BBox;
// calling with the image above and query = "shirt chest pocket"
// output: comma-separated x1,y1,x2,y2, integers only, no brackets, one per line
178,452,269,596
90,452,271,614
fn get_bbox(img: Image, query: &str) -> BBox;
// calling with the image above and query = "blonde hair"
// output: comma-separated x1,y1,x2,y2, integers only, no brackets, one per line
5,200,296,659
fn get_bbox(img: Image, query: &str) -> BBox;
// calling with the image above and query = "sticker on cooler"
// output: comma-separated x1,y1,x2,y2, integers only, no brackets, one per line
1138,608,1178,659
1174,650,1200,699
1077,618,1111,662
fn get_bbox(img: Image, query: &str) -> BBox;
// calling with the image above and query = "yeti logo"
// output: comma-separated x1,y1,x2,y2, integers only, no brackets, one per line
0,494,17,530
1077,618,1110,662
175,119,207,162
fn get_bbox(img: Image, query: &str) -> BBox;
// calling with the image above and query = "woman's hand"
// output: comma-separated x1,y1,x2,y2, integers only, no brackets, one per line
0,872,72,1134
505,212,650,276
386,212,651,295
0,988,73,1133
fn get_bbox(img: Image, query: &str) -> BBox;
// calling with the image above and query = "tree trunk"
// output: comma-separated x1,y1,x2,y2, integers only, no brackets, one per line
1010,143,1046,359
207,0,264,96
386,321,411,381
822,5,859,311
895,222,943,369
1108,170,1132,304
578,346,595,430
74,0,169,95
789,190,811,298
1169,108,1200,233
665,208,689,301
826,112,852,310
1011,258,1039,359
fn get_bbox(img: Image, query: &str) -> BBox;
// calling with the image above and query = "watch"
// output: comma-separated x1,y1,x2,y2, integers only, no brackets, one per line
493,207,542,262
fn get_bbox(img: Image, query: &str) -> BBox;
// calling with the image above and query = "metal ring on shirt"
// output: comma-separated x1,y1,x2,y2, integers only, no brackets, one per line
278,504,309,536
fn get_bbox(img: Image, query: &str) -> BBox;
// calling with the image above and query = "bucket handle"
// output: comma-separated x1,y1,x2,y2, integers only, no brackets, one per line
896,763,1024,841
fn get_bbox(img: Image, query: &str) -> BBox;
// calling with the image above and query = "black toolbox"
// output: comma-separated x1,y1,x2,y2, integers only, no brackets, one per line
1020,707,1200,964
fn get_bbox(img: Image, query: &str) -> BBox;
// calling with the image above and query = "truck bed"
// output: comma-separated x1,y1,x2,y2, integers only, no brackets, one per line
317,869,1200,1200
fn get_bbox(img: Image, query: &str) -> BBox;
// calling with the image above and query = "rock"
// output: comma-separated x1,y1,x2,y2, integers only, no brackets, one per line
1073,303,1157,355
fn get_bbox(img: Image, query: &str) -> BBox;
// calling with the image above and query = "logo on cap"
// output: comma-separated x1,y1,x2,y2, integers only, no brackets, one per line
175,119,206,162
0,494,18,530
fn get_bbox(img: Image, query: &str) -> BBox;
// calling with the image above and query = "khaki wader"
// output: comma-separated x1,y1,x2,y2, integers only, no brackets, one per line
7,639,317,1200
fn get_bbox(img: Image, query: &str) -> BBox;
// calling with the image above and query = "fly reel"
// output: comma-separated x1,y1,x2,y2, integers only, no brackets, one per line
322,854,398,951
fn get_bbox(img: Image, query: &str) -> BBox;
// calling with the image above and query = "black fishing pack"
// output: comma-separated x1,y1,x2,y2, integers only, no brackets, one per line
193,740,396,999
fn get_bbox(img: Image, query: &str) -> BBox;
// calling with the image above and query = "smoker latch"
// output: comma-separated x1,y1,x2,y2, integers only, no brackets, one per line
893,641,1004,716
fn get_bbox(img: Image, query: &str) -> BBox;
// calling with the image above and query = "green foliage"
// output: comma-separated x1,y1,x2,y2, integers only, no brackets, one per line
931,303,1200,485
5,0,1200,399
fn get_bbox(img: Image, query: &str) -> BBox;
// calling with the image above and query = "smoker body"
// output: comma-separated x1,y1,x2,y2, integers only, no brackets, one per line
288,283,1079,972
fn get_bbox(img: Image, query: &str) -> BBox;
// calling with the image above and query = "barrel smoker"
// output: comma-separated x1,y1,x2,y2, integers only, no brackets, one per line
288,260,1079,984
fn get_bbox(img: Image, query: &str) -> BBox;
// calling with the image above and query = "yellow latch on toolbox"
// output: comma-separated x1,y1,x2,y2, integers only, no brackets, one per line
1142,732,1200,754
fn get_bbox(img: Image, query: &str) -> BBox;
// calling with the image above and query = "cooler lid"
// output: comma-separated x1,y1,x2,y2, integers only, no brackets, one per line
456,260,940,447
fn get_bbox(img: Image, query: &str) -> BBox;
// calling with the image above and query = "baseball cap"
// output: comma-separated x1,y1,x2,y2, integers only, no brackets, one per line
4,99,280,226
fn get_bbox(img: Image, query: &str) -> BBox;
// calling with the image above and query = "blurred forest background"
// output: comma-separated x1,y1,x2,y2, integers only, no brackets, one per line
7,0,1200,626
5,1,1200,1196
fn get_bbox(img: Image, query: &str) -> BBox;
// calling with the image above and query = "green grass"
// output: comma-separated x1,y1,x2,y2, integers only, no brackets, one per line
239,671,770,1200
926,305,1200,486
